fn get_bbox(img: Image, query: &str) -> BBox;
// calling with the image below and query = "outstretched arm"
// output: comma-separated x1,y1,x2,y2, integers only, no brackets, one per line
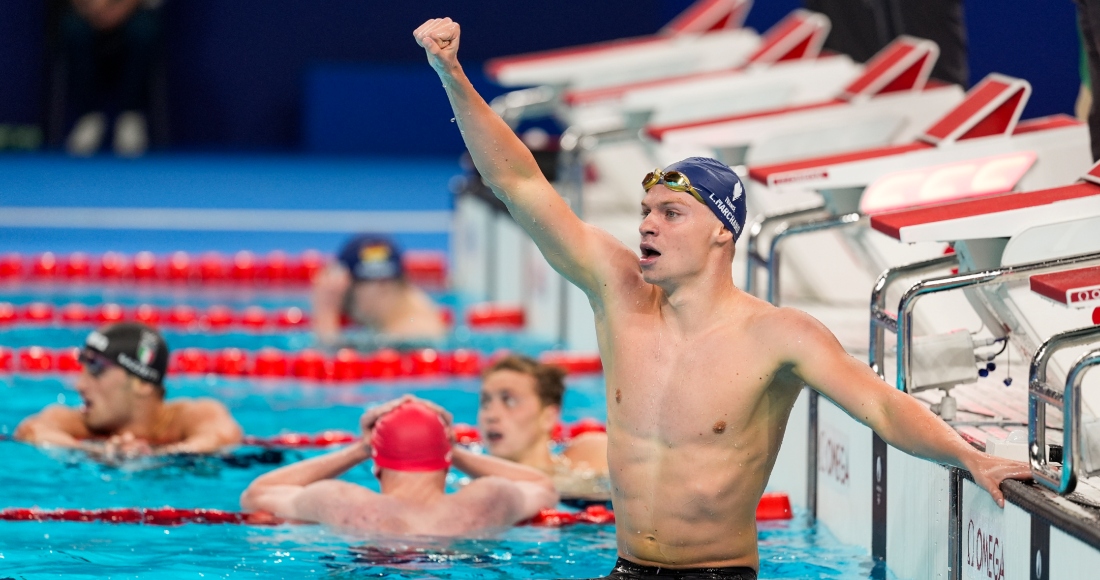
414,18,638,297
778,309,1030,507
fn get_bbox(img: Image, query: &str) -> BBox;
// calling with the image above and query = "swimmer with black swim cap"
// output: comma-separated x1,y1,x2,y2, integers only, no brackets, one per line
312,234,446,345
478,355,610,501
416,17,1030,578
15,322,242,457
241,395,557,536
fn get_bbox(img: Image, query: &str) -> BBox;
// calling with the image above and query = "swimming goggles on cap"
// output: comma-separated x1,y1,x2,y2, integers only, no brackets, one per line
642,169,706,206
78,348,116,378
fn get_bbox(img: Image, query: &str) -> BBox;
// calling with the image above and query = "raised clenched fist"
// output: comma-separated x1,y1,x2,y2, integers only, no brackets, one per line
414,18,462,74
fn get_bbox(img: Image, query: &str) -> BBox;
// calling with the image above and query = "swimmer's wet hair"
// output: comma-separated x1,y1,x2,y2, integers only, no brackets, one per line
483,354,566,407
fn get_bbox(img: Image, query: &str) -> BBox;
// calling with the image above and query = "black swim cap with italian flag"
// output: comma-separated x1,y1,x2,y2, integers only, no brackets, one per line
84,322,170,386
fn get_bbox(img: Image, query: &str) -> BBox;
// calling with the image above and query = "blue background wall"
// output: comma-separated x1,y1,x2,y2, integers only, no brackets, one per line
0,0,1081,153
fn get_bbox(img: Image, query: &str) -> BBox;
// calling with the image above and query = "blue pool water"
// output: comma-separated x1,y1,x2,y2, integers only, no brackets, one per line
0,335,892,579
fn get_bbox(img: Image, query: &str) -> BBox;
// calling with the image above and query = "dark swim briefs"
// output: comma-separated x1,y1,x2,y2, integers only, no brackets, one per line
573,558,757,580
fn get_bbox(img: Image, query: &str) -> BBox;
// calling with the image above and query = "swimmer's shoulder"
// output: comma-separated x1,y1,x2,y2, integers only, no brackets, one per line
749,304,838,360
562,433,608,472
164,397,241,437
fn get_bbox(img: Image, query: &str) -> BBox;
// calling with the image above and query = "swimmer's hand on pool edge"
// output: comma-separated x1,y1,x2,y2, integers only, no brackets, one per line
964,452,1033,509
414,18,461,74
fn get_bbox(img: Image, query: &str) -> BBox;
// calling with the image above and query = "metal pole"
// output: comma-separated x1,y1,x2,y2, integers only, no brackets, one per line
765,213,862,306
743,205,825,298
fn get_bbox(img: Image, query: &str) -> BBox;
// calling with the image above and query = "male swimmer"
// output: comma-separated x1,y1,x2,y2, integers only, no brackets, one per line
240,396,558,536
16,322,242,456
479,354,610,501
312,234,446,345
414,18,1031,579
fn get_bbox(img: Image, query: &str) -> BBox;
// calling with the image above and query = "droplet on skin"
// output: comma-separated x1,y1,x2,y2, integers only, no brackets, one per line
450,118,456,123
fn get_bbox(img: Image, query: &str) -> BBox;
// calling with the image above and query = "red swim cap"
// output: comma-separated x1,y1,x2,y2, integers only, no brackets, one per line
371,401,452,472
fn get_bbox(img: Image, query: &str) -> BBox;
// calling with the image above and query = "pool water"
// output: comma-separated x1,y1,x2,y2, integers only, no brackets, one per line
0,347,893,578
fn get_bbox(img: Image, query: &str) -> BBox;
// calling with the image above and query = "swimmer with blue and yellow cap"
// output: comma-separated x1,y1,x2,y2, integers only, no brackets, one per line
417,16,1032,580
311,234,446,345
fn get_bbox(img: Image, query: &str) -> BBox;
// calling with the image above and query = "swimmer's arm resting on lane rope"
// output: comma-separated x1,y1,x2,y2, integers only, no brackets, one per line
415,18,639,297
774,308,1032,508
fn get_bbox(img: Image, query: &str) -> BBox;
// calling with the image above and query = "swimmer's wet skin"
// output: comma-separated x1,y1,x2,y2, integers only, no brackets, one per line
240,396,558,536
14,323,242,456
414,16,1032,575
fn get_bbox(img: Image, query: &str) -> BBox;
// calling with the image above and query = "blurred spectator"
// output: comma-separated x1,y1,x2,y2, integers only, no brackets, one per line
312,234,447,345
61,0,163,157
804,0,968,87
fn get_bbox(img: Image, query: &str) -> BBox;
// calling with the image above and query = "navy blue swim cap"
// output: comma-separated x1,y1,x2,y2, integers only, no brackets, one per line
661,157,747,241
337,235,404,281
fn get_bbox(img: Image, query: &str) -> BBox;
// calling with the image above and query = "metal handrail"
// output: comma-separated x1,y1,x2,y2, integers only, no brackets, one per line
868,254,960,379
743,204,827,298
765,212,863,305
893,251,1100,394
489,86,558,129
1029,326,1100,494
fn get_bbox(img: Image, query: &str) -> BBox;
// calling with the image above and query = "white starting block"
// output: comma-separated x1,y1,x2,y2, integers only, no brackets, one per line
646,36,963,167
558,10,837,132
485,0,758,90
744,73,1090,306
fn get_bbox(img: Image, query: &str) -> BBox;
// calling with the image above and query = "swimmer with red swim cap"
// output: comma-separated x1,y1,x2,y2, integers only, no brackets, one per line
416,17,1030,578
241,395,557,536
15,322,241,457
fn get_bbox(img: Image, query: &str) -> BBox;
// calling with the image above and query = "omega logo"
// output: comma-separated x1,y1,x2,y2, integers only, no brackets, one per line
1068,286,1100,304
966,518,1005,580
818,429,849,486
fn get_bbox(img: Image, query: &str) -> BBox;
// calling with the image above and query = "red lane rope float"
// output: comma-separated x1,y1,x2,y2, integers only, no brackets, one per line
0,346,603,380
250,419,608,448
2,346,497,380
0,505,615,527
0,507,283,526
0,301,458,333
0,250,447,289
